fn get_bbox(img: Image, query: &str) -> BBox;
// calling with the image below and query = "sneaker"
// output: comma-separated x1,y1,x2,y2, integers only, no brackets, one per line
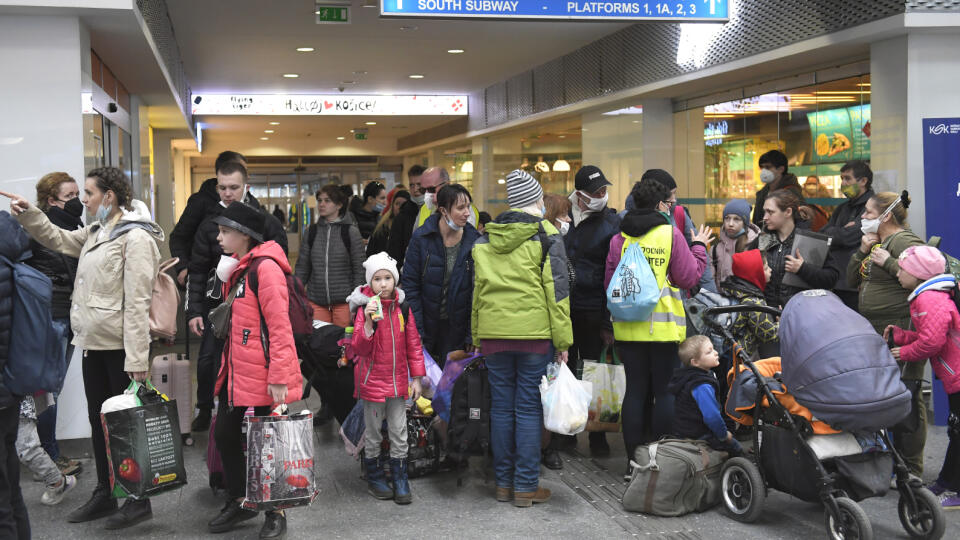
939,492,960,510
55,456,82,476
191,408,212,432
41,475,77,506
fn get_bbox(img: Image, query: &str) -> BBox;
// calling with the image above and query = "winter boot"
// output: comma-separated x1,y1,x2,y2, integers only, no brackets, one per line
390,457,411,505
363,457,393,500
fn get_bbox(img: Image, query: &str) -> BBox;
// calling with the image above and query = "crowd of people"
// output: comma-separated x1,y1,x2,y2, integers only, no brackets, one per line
0,146,958,539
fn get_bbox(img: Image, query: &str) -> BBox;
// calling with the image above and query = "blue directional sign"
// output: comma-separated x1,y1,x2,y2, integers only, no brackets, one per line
381,0,728,21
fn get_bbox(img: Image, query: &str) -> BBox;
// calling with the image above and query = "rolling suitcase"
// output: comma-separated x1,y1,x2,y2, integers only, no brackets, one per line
152,353,195,446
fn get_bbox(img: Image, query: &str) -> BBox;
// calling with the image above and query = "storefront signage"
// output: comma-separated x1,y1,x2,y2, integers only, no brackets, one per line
380,0,728,21
806,104,871,163
191,94,468,116
704,120,728,146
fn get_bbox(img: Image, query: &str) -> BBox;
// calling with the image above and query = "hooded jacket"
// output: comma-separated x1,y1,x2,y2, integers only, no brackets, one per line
604,210,707,297
349,286,426,402
387,199,422,268
0,211,31,408
215,241,303,407
17,200,162,372
820,188,874,292
712,222,761,290
751,173,803,228
294,213,365,307
563,198,621,316
169,177,267,274
186,198,288,319
667,366,726,440
471,210,573,351
353,206,380,240
721,276,779,358
25,206,82,319
400,213,479,353
750,230,840,309
893,275,960,394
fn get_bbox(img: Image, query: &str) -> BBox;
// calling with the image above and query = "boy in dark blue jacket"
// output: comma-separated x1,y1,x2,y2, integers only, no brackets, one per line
667,335,742,456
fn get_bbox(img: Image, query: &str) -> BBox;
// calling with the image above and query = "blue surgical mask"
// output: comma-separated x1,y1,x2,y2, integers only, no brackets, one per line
373,203,385,213
442,211,462,232
95,202,113,223
540,206,546,217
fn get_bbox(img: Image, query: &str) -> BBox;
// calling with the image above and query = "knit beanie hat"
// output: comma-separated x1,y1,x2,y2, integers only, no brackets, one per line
723,199,751,224
732,249,767,291
898,245,946,281
506,169,544,209
364,251,400,286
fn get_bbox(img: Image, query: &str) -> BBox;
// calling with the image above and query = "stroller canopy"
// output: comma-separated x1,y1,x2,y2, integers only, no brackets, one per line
779,290,910,432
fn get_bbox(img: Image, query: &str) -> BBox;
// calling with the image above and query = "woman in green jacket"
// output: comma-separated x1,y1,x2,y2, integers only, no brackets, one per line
472,170,573,508
846,190,926,475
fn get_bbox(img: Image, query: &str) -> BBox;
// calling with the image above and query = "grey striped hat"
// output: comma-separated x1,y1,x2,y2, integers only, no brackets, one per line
506,169,544,209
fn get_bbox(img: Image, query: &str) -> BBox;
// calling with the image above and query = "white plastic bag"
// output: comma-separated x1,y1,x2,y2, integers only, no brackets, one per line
540,361,592,435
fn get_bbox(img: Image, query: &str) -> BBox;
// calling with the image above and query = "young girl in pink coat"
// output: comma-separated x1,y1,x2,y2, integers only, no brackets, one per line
349,251,425,504
884,245,960,508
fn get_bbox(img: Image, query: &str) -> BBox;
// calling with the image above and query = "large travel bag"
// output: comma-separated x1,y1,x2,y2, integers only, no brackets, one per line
152,353,193,445
623,439,727,516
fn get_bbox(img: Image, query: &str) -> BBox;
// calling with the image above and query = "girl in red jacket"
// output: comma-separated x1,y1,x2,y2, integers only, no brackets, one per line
206,203,303,538
350,251,425,504
884,245,960,508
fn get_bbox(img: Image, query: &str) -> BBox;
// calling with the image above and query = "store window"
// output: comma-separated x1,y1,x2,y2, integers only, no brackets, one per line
677,74,870,227
489,117,582,215
437,143,474,194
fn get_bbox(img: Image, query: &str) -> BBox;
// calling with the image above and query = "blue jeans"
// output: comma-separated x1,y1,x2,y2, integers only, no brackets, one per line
37,318,73,462
486,348,552,493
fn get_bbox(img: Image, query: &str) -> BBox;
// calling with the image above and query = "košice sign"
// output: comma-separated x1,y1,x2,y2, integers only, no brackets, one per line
380,0,728,21
191,94,468,116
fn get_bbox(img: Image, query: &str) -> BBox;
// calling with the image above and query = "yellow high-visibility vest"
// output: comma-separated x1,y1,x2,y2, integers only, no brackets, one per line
612,225,687,342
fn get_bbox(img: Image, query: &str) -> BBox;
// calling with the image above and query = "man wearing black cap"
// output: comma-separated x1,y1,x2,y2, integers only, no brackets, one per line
641,169,717,294
563,165,621,457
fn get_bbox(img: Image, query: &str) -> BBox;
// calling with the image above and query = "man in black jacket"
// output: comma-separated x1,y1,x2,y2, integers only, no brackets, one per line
0,210,31,538
387,164,426,268
751,150,804,228
819,160,874,311
185,162,288,431
563,166,620,459
169,150,248,285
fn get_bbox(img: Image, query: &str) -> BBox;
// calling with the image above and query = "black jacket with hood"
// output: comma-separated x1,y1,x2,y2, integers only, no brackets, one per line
819,188,874,292
25,206,82,319
0,211,31,408
388,199,422,268
564,206,621,318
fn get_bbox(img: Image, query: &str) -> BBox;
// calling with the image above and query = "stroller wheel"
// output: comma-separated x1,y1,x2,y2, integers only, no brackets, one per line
721,457,765,523
824,497,873,540
897,487,946,539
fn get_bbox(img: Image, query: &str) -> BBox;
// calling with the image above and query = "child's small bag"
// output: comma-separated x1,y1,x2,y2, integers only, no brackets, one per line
606,239,660,321
244,406,318,511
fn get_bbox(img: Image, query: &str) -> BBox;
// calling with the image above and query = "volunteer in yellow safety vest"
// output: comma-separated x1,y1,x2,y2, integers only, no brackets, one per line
603,177,712,467
412,167,479,235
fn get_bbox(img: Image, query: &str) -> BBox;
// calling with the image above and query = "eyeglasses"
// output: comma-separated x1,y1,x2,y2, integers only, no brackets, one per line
422,182,447,194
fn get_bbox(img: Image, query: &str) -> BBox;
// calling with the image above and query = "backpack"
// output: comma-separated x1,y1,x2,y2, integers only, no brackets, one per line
445,357,490,482
247,257,314,341
307,222,352,256
927,236,960,312
622,439,727,516
606,239,660,321
149,258,181,340
0,253,69,395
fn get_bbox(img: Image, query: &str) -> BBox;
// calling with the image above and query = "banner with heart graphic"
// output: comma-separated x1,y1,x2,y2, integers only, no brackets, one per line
192,94,468,116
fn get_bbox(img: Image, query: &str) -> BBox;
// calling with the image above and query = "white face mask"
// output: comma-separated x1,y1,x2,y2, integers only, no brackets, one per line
760,169,776,184
216,255,240,282
860,198,901,235
559,221,570,236
580,191,608,212
423,192,436,210
441,210,462,232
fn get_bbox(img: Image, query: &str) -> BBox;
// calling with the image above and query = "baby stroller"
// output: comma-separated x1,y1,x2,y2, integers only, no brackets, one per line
696,291,945,540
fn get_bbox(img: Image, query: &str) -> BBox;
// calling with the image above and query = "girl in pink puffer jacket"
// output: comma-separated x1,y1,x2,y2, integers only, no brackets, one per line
885,245,960,506
348,252,425,505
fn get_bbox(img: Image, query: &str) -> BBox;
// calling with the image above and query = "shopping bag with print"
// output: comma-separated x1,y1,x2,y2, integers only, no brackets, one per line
582,346,626,432
244,407,318,511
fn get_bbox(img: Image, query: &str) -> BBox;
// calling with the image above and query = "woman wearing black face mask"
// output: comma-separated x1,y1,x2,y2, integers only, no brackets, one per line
24,173,85,479
399,184,479,368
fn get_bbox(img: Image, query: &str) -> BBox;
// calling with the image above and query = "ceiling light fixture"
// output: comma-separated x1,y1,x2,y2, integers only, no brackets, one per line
399,25,418,31
353,71,368,76
497,179,506,185
260,137,269,140
408,74,424,79
534,156,549,173
337,136,345,140
552,158,570,172
447,49,465,54
282,73,299,78
268,121,280,126
296,47,314,52
461,160,474,173
365,121,377,125
341,80,356,85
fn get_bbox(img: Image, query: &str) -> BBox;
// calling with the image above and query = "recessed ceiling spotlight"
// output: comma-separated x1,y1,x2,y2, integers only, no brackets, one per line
282,73,299,78
264,130,275,133
558,135,566,139
337,136,346,140
447,49,465,54
260,137,269,140
350,129,355,133
296,47,314,52
399,25,418,31
365,121,377,125
269,121,280,126
353,71,368,76
408,74,424,79
341,80,356,85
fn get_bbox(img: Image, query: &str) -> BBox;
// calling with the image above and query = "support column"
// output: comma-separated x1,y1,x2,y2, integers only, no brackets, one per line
472,137,492,209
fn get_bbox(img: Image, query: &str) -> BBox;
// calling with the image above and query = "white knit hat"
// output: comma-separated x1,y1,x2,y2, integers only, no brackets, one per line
363,251,399,286
506,169,544,209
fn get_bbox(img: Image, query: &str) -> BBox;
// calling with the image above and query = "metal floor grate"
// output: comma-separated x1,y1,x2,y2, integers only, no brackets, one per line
558,451,703,539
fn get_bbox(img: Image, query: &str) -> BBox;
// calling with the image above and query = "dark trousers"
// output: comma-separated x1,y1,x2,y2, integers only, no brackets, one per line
571,310,609,444
197,321,225,411
0,405,29,539
83,349,130,486
834,289,859,312
38,318,74,461
938,393,960,490
214,386,269,499
616,341,680,459
425,318,455,370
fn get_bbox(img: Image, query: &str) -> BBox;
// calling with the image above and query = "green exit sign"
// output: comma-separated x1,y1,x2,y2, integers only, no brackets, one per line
354,132,367,141
315,5,350,24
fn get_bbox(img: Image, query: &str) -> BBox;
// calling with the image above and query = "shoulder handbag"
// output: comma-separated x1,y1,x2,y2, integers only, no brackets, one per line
208,269,250,340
